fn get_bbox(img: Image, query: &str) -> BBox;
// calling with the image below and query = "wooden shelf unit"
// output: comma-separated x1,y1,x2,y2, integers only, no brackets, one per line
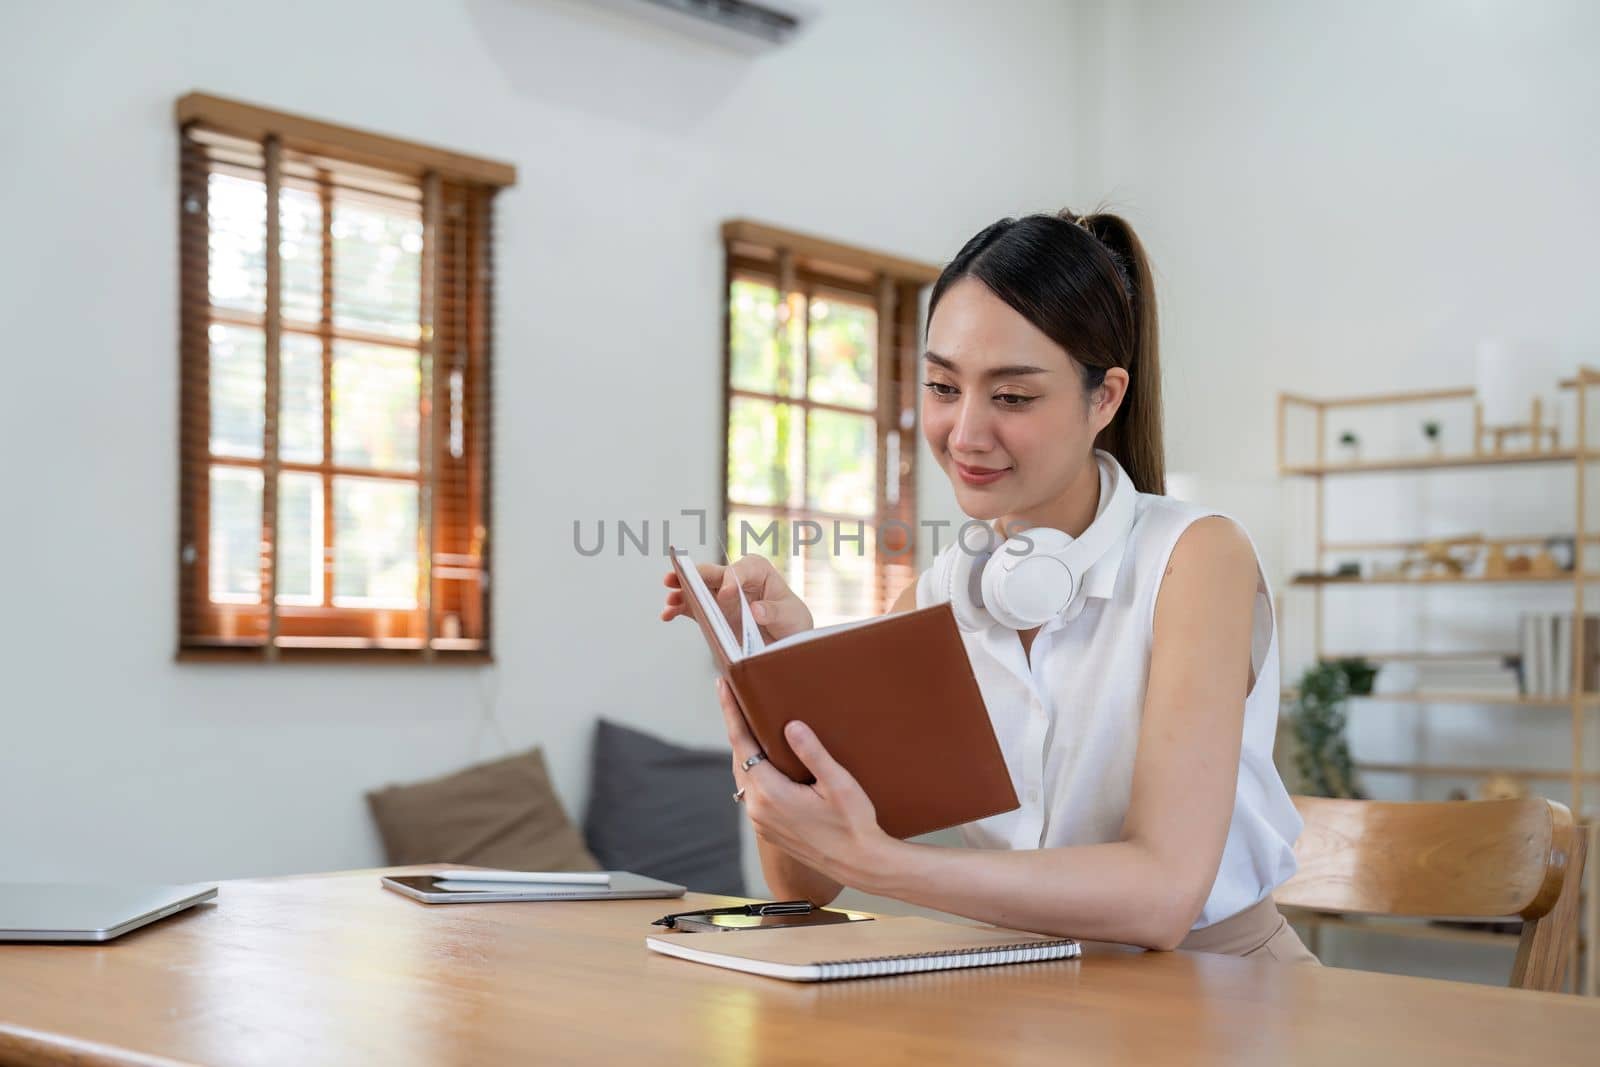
1278,374,1600,995
1291,573,1600,587
1352,692,1600,708
1283,686,1600,707
1356,761,1600,784
1281,449,1600,477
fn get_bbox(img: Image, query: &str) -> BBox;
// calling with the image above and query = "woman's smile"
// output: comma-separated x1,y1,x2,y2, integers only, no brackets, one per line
953,460,1012,486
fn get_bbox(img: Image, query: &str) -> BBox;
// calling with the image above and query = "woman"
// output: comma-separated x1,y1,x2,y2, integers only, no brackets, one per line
662,210,1314,961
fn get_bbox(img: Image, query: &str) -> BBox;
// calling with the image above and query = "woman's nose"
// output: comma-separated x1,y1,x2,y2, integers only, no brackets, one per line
949,395,994,453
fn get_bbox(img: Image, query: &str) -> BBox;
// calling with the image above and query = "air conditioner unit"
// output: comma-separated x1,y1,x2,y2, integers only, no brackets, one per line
583,0,814,54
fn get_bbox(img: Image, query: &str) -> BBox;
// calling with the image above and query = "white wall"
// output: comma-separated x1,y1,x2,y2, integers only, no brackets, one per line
0,0,1076,882
1076,0,1600,983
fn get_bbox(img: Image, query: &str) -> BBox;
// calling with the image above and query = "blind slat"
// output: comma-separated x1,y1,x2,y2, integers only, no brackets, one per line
178,93,516,188
262,135,284,657
418,171,440,658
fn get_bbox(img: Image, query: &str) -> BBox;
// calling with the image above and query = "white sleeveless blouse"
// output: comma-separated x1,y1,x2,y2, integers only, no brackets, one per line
916,492,1301,928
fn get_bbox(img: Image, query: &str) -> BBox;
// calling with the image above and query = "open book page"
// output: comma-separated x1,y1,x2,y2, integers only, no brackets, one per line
761,614,883,653
672,549,741,661
734,580,766,656
672,549,886,661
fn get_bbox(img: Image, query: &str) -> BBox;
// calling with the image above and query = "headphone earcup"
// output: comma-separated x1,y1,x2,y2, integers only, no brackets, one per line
927,527,1002,632
982,528,1079,630
944,541,994,632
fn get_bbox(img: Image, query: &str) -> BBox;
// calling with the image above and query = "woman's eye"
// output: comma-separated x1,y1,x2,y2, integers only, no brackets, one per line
995,394,1036,407
923,381,958,399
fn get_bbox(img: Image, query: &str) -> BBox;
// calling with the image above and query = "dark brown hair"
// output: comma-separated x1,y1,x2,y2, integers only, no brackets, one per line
927,209,1165,495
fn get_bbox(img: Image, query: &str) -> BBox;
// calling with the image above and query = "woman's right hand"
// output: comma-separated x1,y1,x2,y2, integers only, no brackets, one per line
660,555,814,643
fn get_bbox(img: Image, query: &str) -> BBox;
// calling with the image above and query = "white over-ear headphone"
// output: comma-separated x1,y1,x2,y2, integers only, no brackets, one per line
927,450,1137,632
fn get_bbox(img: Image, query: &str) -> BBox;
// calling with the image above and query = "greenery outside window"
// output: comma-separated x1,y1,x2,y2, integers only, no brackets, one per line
721,220,939,625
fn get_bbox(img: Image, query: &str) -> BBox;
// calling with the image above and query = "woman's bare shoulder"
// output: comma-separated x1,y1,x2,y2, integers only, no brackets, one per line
1169,515,1255,573
1155,516,1258,621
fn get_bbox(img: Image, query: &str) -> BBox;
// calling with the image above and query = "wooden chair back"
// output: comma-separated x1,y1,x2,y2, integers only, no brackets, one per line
1275,795,1587,992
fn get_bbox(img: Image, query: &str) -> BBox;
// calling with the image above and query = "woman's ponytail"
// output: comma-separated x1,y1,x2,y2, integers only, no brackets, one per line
1083,213,1164,495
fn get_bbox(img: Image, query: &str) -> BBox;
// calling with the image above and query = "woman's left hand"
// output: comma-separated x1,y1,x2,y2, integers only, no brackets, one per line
716,678,895,889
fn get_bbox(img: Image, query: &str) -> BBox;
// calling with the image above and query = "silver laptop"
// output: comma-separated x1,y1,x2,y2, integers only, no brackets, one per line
0,883,218,942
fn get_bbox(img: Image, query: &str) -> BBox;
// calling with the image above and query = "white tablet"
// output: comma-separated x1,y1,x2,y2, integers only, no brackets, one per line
380,872,685,904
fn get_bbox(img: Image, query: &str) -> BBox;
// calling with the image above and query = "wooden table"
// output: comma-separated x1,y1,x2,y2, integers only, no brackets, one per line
2,868,1597,1066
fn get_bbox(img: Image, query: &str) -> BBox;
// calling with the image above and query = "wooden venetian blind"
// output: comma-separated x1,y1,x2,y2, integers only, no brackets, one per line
176,94,514,661
720,220,940,625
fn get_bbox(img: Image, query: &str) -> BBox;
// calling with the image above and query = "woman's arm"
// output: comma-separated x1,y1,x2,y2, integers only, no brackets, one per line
750,834,844,905
746,579,920,904
728,517,1259,948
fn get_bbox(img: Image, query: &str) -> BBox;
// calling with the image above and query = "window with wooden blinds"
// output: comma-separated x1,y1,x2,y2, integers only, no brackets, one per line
176,94,514,661
720,220,939,626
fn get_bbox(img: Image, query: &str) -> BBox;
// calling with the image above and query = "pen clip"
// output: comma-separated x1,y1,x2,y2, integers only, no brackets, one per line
751,901,814,916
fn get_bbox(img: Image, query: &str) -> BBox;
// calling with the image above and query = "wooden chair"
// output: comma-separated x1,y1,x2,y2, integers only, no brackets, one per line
1275,795,1588,992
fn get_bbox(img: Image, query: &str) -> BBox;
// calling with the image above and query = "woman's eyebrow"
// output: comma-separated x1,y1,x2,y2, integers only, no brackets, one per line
923,351,1050,378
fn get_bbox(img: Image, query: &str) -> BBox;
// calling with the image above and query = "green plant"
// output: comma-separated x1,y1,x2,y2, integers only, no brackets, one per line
1332,656,1376,695
1422,420,1441,440
1290,662,1364,798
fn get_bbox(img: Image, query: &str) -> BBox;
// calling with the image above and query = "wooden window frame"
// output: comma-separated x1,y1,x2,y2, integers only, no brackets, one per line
720,220,940,616
177,93,514,663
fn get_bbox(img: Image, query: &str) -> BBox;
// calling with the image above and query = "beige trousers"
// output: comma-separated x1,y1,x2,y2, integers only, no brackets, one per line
1177,896,1321,963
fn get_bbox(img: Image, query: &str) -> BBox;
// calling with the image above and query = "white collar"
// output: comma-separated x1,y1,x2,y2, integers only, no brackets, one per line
1034,453,1131,634
1080,453,1129,602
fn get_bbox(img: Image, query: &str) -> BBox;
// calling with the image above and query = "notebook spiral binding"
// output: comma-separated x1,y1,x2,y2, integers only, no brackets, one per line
815,940,1080,981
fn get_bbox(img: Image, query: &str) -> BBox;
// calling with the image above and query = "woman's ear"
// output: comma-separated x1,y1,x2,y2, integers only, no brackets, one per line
1091,367,1130,434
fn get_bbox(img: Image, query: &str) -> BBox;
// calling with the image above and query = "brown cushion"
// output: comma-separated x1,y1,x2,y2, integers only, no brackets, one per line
366,748,601,870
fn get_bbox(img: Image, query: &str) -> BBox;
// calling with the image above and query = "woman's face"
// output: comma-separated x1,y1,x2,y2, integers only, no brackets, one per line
921,277,1125,529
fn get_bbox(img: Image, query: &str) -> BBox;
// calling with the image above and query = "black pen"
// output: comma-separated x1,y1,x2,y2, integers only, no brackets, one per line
651,900,814,929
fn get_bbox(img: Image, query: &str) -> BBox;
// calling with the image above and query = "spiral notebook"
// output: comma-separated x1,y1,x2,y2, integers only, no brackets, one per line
646,916,1080,982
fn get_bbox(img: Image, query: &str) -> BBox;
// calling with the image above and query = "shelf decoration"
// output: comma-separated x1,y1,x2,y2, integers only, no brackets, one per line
1475,339,1559,454
1403,538,1472,579
1422,419,1442,456
1548,536,1577,572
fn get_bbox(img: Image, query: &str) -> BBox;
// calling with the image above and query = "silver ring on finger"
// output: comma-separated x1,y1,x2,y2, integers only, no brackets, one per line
741,752,768,773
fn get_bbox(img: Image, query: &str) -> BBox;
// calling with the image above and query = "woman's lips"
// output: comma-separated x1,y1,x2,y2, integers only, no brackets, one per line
954,461,1010,486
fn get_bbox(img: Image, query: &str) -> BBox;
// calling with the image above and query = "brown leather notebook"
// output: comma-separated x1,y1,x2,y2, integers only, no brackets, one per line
668,550,1018,839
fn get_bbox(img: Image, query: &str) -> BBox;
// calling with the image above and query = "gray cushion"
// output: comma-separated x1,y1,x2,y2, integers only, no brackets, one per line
583,719,744,896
